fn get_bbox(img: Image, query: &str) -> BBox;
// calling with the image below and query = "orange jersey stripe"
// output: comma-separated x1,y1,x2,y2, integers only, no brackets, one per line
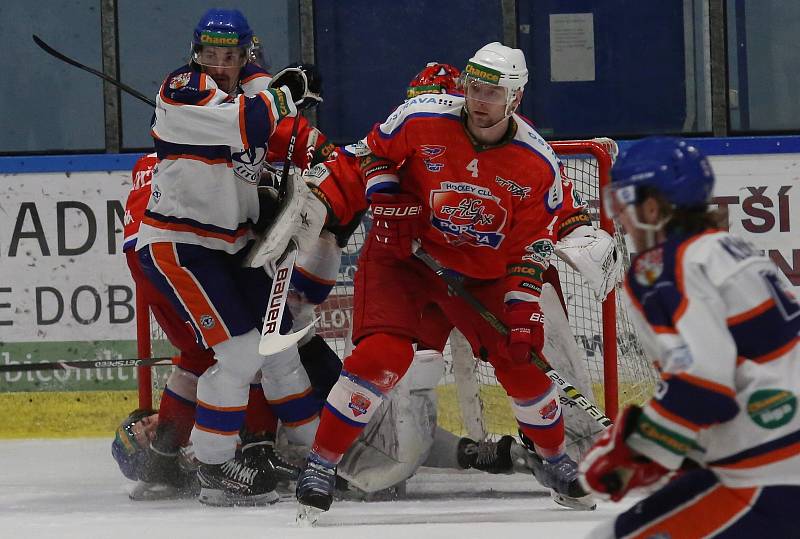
727,298,776,326
149,243,231,346
649,400,702,432
281,413,320,428
714,439,800,470
196,400,247,413
667,371,736,399
267,387,314,406
632,485,758,539
194,423,239,436
142,215,248,243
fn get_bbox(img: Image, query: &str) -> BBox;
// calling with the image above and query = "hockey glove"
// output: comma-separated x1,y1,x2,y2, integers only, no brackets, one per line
505,301,545,364
368,193,424,260
578,405,671,502
269,63,323,110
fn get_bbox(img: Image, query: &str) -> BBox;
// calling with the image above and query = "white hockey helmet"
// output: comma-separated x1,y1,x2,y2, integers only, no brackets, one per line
462,42,528,115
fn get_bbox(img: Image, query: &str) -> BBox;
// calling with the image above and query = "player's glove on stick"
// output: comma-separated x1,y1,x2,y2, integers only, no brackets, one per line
368,193,424,259
505,301,545,364
578,405,670,502
269,63,323,110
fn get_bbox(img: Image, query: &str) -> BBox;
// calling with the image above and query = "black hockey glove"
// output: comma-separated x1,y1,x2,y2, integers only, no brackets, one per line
269,63,323,110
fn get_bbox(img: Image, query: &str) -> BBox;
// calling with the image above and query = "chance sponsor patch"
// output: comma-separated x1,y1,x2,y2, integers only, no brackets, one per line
747,389,797,429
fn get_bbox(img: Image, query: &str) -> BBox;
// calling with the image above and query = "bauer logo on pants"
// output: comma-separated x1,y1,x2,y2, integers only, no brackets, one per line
348,392,371,417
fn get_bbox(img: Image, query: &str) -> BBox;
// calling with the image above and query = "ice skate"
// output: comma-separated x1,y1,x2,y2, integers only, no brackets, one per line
457,435,515,474
519,431,596,510
295,453,336,526
197,455,279,507
240,431,300,487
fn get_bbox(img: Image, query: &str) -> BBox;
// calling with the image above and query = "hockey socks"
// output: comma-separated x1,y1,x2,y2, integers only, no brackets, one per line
511,383,567,460
244,383,278,435
157,368,200,448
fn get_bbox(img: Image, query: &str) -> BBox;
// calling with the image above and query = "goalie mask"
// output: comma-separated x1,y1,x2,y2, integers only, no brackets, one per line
461,42,528,120
111,408,157,480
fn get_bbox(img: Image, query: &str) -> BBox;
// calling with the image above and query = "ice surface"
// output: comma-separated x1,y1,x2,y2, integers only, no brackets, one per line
0,439,634,539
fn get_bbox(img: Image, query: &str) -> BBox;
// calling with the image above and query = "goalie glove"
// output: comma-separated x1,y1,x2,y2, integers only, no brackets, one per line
578,405,671,502
269,64,323,110
554,225,622,300
243,169,327,275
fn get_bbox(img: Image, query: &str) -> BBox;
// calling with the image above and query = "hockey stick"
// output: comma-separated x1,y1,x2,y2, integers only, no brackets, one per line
32,34,156,108
412,243,613,429
0,356,172,373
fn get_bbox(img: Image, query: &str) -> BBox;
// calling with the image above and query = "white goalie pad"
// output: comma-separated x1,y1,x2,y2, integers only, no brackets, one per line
336,350,444,493
554,226,622,301
540,282,602,460
243,169,326,273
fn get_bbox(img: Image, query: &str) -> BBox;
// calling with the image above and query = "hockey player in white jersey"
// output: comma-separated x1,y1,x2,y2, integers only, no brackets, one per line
135,8,326,506
580,137,800,538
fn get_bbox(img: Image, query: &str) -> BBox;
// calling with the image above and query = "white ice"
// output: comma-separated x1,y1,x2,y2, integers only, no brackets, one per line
0,439,635,539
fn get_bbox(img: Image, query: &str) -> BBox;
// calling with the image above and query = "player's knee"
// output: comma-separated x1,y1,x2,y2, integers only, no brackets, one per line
211,328,264,381
344,333,415,392
164,368,199,403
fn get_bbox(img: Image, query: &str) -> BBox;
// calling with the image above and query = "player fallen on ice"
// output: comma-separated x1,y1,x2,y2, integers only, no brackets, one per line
580,136,800,538
293,42,604,523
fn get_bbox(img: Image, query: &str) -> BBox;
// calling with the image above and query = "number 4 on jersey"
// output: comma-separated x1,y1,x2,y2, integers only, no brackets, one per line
466,158,479,178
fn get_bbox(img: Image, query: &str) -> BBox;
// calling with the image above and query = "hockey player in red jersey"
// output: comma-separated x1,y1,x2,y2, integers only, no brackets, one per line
294,43,598,521
580,137,800,538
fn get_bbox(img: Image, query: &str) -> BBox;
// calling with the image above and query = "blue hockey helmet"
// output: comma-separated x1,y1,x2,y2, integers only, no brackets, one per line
111,408,156,481
192,8,253,50
607,137,714,213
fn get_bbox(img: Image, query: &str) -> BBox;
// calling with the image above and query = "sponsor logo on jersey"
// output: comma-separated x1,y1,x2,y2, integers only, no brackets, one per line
464,62,501,85
424,159,445,172
539,399,559,421
495,176,530,199
747,389,797,429
348,392,371,417
199,315,215,329
169,72,192,90
522,239,555,265
199,31,240,47
430,182,507,248
633,247,664,286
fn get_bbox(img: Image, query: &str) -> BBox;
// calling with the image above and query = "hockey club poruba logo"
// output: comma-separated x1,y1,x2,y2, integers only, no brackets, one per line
633,247,664,286
169,72,191,90
430,182,506,248
348,392,372,417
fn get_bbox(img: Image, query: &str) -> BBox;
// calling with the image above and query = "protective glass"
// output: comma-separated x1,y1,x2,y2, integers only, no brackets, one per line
193,45,248,69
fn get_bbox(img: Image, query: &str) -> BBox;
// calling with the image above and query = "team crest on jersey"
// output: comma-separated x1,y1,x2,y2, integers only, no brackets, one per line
169,72,191,90
420,145,446,158
421,145,446,172
430,182,507,248
633,248,664,286
495,176,530,199
199,315,215,329
231,146,267,184
523,239,555,265
539,399,559,421
348,392,372,417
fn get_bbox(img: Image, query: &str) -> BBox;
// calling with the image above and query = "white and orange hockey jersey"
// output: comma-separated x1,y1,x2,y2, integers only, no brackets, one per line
623,229,800,488
136,63,296,255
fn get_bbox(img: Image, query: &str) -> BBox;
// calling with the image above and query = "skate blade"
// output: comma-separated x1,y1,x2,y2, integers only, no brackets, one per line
296,503,323,527
198,488,279,507
551,490,597,511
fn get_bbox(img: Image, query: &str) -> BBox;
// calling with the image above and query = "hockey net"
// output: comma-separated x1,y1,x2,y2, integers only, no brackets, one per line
137,138,657,441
